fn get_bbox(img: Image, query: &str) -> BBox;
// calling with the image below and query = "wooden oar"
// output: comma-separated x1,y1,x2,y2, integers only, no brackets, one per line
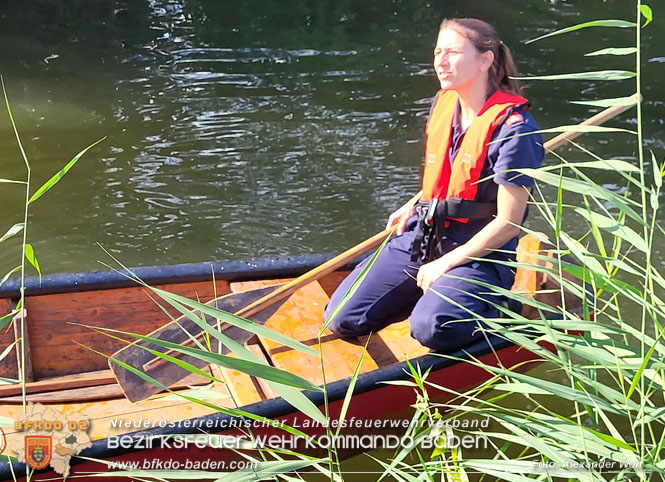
112,100,635,401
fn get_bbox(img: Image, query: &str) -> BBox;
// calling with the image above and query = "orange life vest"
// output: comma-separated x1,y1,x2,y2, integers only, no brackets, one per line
421,89,528,220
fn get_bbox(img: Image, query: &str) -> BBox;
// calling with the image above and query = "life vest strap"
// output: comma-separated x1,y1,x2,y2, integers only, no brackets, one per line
410,198,497,263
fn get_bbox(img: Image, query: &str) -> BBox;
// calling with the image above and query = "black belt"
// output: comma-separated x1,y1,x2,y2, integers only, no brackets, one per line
410,197,497,263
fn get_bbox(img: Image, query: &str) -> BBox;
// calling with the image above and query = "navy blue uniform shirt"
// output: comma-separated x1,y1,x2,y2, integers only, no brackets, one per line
435,96,544,260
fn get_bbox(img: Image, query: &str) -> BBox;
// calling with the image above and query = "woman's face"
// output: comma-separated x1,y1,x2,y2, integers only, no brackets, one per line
434,28,493,91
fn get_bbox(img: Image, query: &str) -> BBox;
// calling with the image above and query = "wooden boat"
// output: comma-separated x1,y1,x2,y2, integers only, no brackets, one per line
0,234,573,481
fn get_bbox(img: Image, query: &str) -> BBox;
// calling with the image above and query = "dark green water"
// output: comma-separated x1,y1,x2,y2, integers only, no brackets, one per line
0,1,662,478
0,0,662,275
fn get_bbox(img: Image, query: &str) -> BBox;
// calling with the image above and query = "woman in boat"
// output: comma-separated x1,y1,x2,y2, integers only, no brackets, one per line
324,18,544,352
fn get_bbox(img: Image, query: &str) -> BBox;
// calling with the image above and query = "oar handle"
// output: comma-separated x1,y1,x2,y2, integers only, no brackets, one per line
543,96,637,151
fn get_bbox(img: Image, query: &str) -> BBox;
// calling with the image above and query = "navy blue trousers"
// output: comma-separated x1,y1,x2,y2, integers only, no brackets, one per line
323,225,515,352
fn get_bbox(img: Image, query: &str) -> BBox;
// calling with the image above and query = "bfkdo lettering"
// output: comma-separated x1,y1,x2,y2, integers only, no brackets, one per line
14,420,89,431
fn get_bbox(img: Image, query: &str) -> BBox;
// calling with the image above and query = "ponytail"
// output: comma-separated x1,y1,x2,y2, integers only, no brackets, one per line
439,18,521,96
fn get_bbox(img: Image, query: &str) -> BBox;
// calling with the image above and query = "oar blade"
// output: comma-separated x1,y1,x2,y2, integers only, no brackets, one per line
110,284,286,402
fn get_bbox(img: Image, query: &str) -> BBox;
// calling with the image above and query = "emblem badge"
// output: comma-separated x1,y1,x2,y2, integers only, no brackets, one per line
25,436,52,470
427,153,437,163
461,153,472,164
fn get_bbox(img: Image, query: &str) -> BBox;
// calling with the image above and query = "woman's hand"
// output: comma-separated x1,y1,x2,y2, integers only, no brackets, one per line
416,252,461,292
416,184,531,292
386,204,416,235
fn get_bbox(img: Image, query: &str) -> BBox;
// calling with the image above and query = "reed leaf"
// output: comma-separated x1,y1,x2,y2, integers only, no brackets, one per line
24,243,41,281
494,125,637,146
479,367,626,416
0,265,20,288
0,416,14,427
0,310,18,331
150,286,319,358
626,334,662,399
585,47,638,56
151,389,230,401
0,340,18,364
539,159,639,172
573,208,648,253
526,20,636,44
28,137,105,204
640,5,653,26
321,229,392,334
0,223,24,244
571,96,639,107
514,70,636,81
82,342,308,435
499,415,626,459
515,168,644,224
652,151,663,189
335,338,369,438
139,335,320,392
493,382,550,395
135,288,328,422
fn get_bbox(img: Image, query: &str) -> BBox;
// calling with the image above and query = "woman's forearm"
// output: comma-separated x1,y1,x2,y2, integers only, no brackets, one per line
448,217,520,266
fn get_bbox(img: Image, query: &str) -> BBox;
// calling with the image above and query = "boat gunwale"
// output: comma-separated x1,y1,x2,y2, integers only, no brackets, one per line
0,253,348,298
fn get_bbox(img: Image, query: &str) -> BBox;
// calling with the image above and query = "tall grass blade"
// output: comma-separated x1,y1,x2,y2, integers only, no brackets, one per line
131,287,328,422
24,243,41,281
585,47,638,56
0,179,26,184
626,338,660,400
653,151,663,189
28,137,105,204
515,168,645,224
1,77,29,170
538,159,639,172
526,20,636,44
514,70,636,81
640,5,653,26
321,230,392,333
150,287,319,358
334,338,369,437
0,340,19,364
571,96,638,107
493,125,637,144
0,309,19,331
1,266,20,288
0,223,24,244
103,325,321,391
573,208,648,253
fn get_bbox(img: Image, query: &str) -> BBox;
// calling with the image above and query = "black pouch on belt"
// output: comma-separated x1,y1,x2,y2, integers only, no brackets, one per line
410,198,497,263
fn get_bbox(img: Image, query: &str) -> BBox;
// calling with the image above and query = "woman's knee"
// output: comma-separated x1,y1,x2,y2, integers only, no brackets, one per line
409,303,481,352
323,300,363,337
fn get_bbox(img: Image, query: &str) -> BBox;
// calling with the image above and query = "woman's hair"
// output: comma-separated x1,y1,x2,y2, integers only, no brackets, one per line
439,18,521,96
